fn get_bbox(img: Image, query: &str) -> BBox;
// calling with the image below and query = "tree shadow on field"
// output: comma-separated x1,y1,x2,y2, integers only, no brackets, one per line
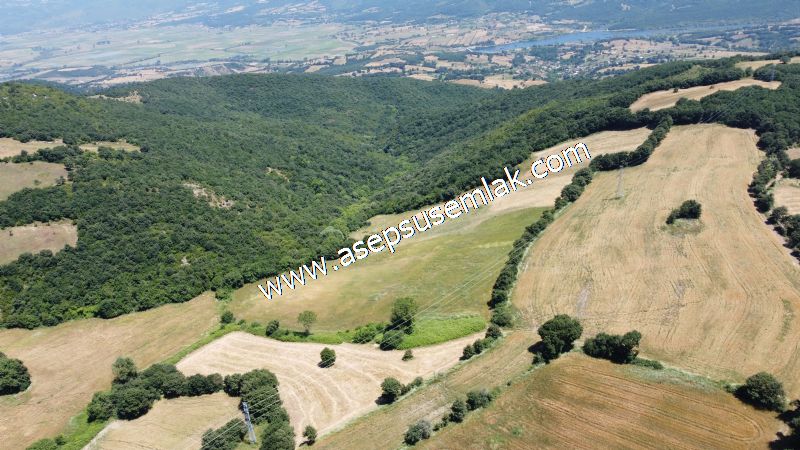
374,394,396,406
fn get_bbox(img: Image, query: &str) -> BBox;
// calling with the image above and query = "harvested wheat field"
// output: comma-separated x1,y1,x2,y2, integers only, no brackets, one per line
317,330,539,449
0,220,77,264
735,57,800,71
630,79,782,112
420,353,779,450
229,129,649,331
0,137,62,158
0,161,67,200
774,178,800,214
176,331,480,439
0,293,218,450
87,392,239,450
513,124,800,396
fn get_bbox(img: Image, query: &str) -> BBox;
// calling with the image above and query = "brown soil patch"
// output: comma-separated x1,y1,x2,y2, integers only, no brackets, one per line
513,124,800,395
421,354,779,450
0,138,63,158
0,220,77,265
630,79,782,112
88,393,239,450
0,162,68,200
0,293,218,450
176,331,479,439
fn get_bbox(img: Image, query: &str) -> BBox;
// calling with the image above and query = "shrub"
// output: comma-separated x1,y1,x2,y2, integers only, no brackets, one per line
112,357,138,385
223,373,243,396
221,310,235,325
381,377,403,403
87,391,115,422
787,159,800,178
736,372,786,411
537,315,582,361
449,398,468,423
404,420,432,445
380,330,405,350
490,303,514,327
112,385,155,420
0,352,31,395
472,338,487,354
462,344,475,360
632,358,664,370
303,425,317,445
390,297,418,334
666,200,702,224
352,323,382,343
402,350,414,361
466,389,493,410
583,330,642,364
265,320,280,336
201,418,245,450
260,420,295,450
320,348,336,368
485,324,502,339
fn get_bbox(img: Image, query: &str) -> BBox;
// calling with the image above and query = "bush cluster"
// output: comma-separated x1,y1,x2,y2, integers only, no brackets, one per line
583,330,642,364
380,376,424,403
0,351,31,395
533,315,583,362
666,200,702,224
402,388,495,445
735,372,786,412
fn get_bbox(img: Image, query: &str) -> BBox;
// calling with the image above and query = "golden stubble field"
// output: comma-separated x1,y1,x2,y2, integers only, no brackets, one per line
420,353,779,450
629,79,782,112
0,294,218,450
513,124,800,395
171,331,479,440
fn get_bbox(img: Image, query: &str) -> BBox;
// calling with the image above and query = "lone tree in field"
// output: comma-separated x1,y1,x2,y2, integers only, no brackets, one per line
536,315,583,362
583,330,642,364
297,310,317,335
390,297,418,334
319,348,336,368
666,200,702,224
736,372,786,411
303,425,317,445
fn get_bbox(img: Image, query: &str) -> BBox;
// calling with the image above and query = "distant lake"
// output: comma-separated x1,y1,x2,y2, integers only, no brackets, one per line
476,24,753,53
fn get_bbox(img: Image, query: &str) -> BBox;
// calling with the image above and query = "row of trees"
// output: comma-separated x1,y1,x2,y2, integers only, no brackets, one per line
461,324,503,360
590,116,673,171
0,351,30,395
380,376,424,404
583,331,642,364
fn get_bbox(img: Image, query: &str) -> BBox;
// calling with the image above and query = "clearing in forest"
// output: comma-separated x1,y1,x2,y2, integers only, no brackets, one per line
0,161,67,200
420,354,778,450
629,79,781,112
0,294,218,450
0,220,77,265
774,177,800,215
513,124,800,396
78,140,140,153
229,129,650,332
175,331,479,440
0,137,63,158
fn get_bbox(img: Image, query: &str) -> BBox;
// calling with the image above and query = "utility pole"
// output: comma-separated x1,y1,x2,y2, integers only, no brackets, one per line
242,401,257,444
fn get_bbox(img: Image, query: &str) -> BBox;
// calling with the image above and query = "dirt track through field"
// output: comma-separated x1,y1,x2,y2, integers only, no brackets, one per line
513,124,800,395
630,79,781,112
420,354,778,449
176,331,480,439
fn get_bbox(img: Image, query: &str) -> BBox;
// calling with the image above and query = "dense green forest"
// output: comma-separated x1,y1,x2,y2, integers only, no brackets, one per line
1,55,799,328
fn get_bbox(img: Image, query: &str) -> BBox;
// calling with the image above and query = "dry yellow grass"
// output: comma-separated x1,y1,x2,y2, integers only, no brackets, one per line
630,79,782,112
513,124,800,396
0,294,218,450
0,220,77,265
735,57,800,71
0,162,67,200
175,331,479,439
0,138,63,158
87,393,239,450
421,353,779,450
787,147,800,160
78,140,140,153
774,177,800,215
